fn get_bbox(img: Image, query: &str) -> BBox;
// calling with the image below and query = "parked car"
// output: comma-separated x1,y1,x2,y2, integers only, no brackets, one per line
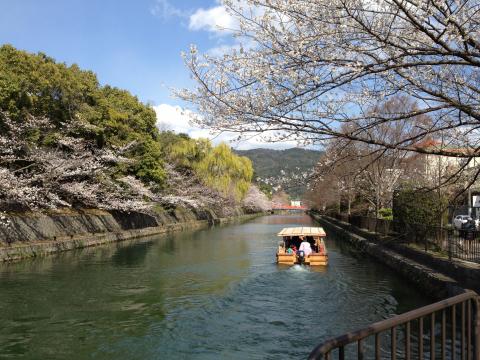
453,215,473,230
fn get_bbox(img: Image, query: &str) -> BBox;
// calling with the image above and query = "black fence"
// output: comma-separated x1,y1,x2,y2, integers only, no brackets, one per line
448,228,480,263
331,214,480,264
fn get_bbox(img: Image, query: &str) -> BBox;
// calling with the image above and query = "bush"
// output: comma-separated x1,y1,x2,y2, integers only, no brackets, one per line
393,187,447,227
378,208,393,220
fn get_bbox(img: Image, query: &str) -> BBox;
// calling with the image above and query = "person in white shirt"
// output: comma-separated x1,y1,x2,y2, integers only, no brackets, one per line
298,236,312,256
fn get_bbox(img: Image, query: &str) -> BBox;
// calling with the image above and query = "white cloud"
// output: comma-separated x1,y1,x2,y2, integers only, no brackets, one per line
151,0,237,31
154,103,199,134
150,0,188,20
150,1,250,56
153,103,299,150
188,2,237,34
188,1,262,56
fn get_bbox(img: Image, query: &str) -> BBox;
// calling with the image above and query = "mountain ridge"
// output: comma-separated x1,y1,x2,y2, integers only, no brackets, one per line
235,147,323,199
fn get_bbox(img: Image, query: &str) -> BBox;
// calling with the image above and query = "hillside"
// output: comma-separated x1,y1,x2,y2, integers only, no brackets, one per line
236,148,323,199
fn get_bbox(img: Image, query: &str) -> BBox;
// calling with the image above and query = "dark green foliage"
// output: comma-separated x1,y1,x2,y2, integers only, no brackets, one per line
393,187,448,227
97,86,159,144
0,44,163,185
0,44,100,124
257,182,273,199
131,140,165,184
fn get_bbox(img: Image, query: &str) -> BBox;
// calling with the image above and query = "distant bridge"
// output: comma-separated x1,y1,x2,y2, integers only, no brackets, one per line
272,204,308,211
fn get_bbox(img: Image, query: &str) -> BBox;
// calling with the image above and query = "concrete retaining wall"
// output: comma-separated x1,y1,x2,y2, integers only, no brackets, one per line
0,205,215,244
0,207,263,262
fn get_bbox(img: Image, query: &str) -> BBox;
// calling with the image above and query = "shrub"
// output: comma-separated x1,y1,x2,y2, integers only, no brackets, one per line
378,208,393,220
393,187,448,227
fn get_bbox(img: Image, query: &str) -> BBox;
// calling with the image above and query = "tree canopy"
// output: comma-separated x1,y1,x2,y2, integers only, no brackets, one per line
0,44,165,184
167,137,253,200
0,45,254,211
179,0,480,172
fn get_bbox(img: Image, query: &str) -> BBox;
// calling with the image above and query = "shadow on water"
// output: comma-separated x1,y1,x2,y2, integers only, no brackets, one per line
111,241,151,267
0,214,431,359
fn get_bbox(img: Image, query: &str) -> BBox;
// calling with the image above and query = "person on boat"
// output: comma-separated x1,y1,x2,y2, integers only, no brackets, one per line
286,245,295,254
317,241,325,255
299,236,312,256
291,236,300,249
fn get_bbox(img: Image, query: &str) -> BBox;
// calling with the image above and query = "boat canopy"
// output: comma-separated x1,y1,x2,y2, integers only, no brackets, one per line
277,227,326,237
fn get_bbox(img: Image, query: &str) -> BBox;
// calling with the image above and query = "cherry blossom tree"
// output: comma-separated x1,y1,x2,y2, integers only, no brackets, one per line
179,0,480,168
242,184,272,212
309,141,359,213
309,97,427,215
0,110,258,217
0,111,145,211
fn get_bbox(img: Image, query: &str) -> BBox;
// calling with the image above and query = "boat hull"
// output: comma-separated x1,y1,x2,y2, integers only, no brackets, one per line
276,253,328,266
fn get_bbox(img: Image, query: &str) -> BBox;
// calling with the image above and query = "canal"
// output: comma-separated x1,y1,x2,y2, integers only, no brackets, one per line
0,215,430,359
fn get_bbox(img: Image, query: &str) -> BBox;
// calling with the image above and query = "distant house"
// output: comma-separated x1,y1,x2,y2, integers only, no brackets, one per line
413,139,480,176
291,200,302,207
410,139,480,216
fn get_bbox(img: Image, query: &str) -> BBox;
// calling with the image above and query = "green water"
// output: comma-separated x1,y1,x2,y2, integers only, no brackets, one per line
0,215,430,359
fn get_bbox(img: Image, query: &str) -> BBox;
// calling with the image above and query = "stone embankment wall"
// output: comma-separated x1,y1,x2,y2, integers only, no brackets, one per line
0,206,262,262
310,212,480,300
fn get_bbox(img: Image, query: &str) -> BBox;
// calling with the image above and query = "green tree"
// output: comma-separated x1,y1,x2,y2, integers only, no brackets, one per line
393,187,447,227
0,44,99,124
194,143,253,200
0,45,254,201
0,45,164,186
166,137,253,200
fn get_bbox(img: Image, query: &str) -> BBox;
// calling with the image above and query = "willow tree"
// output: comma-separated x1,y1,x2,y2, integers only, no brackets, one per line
194,143,253,201
167,137,253,200
167,137,212,169
179,0,480,186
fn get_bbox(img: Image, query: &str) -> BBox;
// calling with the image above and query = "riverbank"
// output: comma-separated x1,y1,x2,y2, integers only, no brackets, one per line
0,207,264,262
310,212,479,300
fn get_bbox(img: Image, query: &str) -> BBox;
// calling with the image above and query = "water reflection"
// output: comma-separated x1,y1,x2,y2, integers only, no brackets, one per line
112,241,151,267
0,215,430,359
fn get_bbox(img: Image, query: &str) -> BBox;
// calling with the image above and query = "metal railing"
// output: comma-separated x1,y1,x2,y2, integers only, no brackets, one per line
309,291,480,360
330,213,480,264
332,214,394,236
448,228,480,263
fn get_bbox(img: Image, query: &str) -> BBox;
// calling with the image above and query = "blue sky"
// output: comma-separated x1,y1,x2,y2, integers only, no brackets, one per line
0,0,227,105
0,0,296,149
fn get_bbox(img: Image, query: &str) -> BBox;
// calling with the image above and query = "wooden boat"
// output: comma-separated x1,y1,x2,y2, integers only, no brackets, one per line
276,227,328,266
